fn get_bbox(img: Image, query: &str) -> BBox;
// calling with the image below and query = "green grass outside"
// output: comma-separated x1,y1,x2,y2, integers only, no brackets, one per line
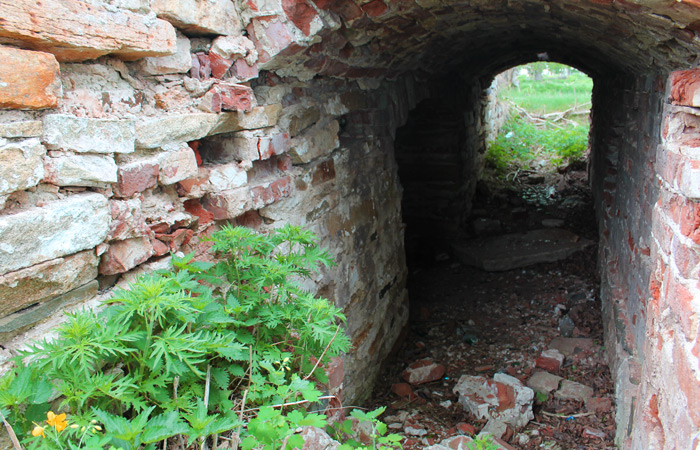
486,63,593,176
499,71,593,116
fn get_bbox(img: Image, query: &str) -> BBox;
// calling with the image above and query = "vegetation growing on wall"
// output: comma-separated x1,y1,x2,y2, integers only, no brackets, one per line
0,226,402,450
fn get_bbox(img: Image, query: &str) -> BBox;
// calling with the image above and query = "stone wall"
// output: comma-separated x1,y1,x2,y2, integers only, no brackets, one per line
0,0,428,407
590,73,666,447
2,0,700,448
394,75,482,263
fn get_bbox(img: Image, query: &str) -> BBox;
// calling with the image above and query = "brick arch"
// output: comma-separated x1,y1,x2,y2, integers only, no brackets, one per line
0,1,699,449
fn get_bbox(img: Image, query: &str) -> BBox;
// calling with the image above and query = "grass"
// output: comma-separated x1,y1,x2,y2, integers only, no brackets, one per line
486,63,593,176
499,71,593,116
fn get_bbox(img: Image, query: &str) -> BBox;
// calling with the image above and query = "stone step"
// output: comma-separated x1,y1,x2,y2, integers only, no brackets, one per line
452,228,594,272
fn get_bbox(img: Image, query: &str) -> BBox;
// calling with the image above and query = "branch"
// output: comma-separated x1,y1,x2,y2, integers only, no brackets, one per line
242,395,337,413
0,410,22,450
304,325,341,381
541,411,595,419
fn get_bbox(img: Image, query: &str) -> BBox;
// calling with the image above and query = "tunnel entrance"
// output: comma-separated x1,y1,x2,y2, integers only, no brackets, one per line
369,63,616,448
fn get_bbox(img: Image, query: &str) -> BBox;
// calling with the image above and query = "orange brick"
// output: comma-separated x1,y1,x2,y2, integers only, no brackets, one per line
0,46,60,109
0,0,175,62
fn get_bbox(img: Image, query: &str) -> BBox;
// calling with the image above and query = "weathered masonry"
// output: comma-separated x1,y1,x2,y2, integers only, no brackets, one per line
1,0,700,448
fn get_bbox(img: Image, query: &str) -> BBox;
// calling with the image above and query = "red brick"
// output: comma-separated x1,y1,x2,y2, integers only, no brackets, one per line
664,275,698,340
670,69,700,107
208,53,233,79
312,159,336,185
184,199,215,225
202,83,255,113
231,59,259,80
99,236,154,275
107,200,151,241
494,381,515,411
456,423,475,435
151,238,169,256
311,0,363,21
235,210,263,228
282,0,318,35
535,355,561,373
191,53,210,80
155,228,194,252
0,47,61,110
361,0,388,17
188,141,203,166
401,358,446,385
113,162,159,198
674,339,700,426
391,382,417,400
247,15,295,64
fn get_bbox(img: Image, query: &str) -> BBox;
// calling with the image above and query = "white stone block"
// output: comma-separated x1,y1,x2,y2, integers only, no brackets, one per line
43,115,135,154
208,162,248,190
158,143,199,185
0,193,110,273
138,32,192,75
135,114,219,149
151,0,242,36
44,153,117,187
0,138,45,195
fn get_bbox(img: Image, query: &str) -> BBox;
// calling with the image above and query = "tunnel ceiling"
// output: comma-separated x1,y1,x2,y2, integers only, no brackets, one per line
251,0,700,81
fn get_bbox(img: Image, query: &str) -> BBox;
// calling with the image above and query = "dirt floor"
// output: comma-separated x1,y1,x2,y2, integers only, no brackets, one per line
367,165,618,449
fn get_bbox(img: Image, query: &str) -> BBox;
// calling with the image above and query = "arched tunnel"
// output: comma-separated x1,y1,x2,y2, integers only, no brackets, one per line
1,0,700,449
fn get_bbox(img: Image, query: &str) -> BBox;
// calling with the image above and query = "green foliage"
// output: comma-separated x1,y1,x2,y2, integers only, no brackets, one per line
0,225,379,450
486,115,588,176
328,407,402,450
487,62,591,177
466,434,500,450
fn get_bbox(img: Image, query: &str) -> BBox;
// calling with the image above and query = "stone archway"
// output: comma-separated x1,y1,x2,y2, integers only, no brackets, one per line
1,1,700,448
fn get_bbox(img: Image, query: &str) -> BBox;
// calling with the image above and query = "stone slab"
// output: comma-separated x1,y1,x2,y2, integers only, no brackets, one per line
43,115,135,154
158,143,199,185
289,120,340,164
44,153,118,187
548,337,595,357
0,280,98,342
555,379,595,402
212,104,283,134
0,251,98,318
0,120,43,138
0,0,176,62
527,371,563,395
135,113,220,149
0,138,45,195
0,47,61,109
138,32,192,75
452,228,594,272
151,0,242,36
0,193,110,273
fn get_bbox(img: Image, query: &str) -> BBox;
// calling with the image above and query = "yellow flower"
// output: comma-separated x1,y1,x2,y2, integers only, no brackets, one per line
32,426,45,438
93,426,102,431
70,424,79,429
46,411,68,432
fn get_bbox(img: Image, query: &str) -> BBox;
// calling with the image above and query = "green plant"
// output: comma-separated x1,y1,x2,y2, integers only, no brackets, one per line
328,407,402,450
0,225,360,450
466,433,500,450
485,115,588,177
